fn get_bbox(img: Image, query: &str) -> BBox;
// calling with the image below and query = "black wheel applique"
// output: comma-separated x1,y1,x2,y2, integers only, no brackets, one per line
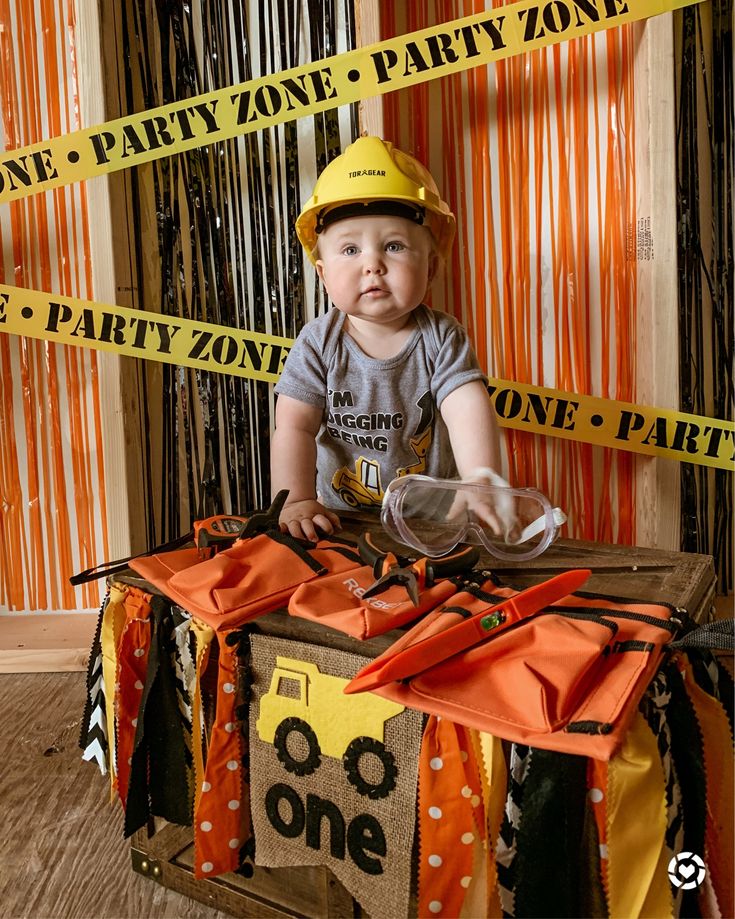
343,736,398,799
273,717,321,776
338,488,360,508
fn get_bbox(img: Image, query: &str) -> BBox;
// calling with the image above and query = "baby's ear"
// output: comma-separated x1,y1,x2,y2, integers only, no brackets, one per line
315,259,325,282
427,250,440,284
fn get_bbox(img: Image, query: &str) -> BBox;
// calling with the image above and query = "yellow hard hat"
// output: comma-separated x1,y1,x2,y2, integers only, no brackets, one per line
296,136,456,264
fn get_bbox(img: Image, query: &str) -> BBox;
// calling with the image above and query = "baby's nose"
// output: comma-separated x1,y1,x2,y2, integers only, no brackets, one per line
363,252,386,274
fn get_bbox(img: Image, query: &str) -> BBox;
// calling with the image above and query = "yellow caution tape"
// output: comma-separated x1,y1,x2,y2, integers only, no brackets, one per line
1,283,731,470
0,0,702,203
486,379,734,471
0,284,292,385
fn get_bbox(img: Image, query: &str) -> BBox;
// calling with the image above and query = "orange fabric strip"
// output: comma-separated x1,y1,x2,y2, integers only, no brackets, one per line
194,629,251,878
418,716,485,918
114,587,153,808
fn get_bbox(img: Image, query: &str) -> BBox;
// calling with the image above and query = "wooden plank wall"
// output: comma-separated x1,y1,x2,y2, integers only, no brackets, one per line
75,1,135,565
632,14,680,551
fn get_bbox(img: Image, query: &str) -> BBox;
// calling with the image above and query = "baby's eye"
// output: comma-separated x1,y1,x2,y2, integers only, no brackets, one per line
385,241,406,253
341,244,359,256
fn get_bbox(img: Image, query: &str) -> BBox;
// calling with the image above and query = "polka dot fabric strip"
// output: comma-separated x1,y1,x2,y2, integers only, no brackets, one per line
194,629,251,878
114,587,153,808
418,716,485,918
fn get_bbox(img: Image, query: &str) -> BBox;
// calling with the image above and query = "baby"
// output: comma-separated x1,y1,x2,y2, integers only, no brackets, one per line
271,136,501,541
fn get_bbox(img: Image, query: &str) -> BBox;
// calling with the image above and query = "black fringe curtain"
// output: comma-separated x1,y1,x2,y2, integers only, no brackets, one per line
119,0,358,547
676,0,734,592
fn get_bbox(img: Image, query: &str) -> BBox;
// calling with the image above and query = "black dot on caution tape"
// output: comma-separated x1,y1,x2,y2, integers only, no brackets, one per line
67,150,80,163
21,307,33,319
347,69,360,82
591,414,604,427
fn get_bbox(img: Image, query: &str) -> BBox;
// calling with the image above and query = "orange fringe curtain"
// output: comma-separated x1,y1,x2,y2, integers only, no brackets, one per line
381,0,638,545
0,0,109,611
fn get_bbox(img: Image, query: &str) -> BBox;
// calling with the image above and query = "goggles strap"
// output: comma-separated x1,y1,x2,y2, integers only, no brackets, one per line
507,506,567,546
468,469,566,546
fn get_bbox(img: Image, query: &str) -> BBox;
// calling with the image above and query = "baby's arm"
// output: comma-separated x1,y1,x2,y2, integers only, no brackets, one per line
271,395,341,541
440,380,502,476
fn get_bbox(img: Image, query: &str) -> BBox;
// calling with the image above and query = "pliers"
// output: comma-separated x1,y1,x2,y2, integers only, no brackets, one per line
237,489,289,539
358,532,480,607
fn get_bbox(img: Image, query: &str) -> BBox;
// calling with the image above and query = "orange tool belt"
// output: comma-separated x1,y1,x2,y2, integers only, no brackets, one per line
288,534,480,639
345,573,681,760
128,530,362,631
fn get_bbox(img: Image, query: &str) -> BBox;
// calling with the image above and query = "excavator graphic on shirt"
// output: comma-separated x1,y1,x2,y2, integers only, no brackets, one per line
331,392,435,508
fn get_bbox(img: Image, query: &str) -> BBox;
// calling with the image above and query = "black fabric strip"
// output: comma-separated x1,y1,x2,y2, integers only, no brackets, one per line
125,596,192,837
514,748,588,918
578,789,608,918
694,650,734,738
663,658,708,918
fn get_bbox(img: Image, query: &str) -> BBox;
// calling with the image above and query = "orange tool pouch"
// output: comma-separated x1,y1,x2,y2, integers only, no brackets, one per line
348,581,679,760
129,532,362,631
288,537,479,639
287,566,460,639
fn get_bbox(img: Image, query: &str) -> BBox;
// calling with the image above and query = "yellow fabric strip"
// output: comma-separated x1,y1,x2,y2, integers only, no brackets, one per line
189,617,215,815
606,710,673,919
477,732,507,919
100,583,128,800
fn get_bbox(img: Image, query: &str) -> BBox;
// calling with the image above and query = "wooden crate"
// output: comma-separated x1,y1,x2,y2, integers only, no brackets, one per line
126,530,716,917
130,822,357,918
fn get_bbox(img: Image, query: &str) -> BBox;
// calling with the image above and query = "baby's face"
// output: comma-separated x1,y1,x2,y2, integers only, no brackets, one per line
315,214,436,329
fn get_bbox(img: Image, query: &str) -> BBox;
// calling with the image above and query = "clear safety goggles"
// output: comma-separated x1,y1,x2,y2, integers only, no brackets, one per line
381,473,567,561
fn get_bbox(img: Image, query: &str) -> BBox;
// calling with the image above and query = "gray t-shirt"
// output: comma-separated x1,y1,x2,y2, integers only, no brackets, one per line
274,305,487,511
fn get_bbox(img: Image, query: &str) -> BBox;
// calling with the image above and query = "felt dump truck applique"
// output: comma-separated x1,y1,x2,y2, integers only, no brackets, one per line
257,656,404,799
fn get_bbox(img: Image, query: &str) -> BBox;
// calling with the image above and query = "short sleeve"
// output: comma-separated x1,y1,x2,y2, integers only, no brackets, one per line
274,324,327,408
430,316,487,408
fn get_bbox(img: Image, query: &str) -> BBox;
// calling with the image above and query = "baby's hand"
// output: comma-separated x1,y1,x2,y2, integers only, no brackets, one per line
447,491,504,536
279,498,341,542
448,471,519,542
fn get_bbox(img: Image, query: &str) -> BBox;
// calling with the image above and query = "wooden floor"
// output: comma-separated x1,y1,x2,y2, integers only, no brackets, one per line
0,671,231,919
